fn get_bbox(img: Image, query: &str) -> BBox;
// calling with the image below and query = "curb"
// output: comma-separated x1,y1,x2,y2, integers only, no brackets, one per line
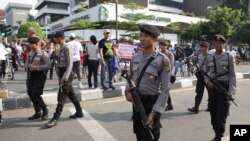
1,72,250,111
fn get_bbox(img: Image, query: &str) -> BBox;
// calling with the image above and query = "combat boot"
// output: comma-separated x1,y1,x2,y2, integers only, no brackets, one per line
69,111,84,119
188,107,199,114
28,113,41,120
41,108,49,121
46,113,59,128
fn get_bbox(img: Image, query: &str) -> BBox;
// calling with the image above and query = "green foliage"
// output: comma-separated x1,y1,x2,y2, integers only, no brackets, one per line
124,2,144,10
70,19,99,29
181,7,244,42
237,19,250,46
27,14,36,22
221,0,249,16
76,2,88,13
17,22,45,39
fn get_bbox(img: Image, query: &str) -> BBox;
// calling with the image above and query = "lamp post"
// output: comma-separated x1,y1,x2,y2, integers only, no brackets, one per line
115,0,118,44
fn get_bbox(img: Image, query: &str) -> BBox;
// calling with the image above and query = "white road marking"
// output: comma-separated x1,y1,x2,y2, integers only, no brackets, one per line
68,108,117,141
170,87,195,93
222,135,229,141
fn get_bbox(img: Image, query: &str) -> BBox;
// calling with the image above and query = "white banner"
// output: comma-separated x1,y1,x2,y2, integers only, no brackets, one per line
118,43,136,60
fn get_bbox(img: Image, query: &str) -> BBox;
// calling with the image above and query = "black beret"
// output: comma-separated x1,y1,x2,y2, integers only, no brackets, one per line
27,37,40,44
54,31,65,38
213,34,226,43
139,24,160,38
159,40,167,46
199,42,209,47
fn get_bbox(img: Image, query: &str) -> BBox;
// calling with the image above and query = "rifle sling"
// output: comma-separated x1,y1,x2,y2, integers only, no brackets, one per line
136,54,156,88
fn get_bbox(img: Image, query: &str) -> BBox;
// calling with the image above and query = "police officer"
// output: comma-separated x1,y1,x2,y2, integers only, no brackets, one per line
46,31,83,128
205,35,236,141
188,42,210,113
26,36,50,121
125,24,171,141
159,40,174,111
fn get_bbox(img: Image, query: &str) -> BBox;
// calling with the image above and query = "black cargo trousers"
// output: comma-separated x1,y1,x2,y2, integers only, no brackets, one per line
207,81,230,138
27,71,47,114
133,94,161,141
194,76,208,108
54,67,82,117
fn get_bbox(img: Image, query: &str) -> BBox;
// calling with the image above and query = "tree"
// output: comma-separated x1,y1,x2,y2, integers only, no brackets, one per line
27,14,36,22
237,19,250,47
221,0,250,16
181,7,243,42
17,22,45,39
70,19,99,29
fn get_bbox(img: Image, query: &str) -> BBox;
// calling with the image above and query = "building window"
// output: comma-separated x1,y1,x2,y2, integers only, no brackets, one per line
47,2,68,10
149,0,183,9
75,0,86,5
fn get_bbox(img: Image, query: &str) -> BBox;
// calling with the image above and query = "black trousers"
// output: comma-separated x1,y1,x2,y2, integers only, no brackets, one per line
0,60,6,77
194,76,208,108
87,60,99,88
49,59,55,79
54,68,82,116
27,71,47,113
207,81,230,138
167,94,172,106
133,94,161,141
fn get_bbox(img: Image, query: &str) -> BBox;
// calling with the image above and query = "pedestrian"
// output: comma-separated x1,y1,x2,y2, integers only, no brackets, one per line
205,35,236,141
159,40,174,111
188,42,210,113
173,44,185,76
47,41,57,79
26,27,46,48
26,36,50,121
184,43,194,76
86,35,99,88
67,33,83,88
99,29,117,90
46,31,83,128
125,24,171,141
0,38,7,78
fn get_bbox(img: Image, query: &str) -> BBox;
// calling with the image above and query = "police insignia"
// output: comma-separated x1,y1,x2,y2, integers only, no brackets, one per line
149,75,154,79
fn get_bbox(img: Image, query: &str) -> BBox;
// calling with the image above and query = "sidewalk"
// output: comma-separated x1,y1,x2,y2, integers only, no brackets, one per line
0,65,250,110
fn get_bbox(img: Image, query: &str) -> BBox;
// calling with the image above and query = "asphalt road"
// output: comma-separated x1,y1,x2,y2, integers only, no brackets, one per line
1,79,249,141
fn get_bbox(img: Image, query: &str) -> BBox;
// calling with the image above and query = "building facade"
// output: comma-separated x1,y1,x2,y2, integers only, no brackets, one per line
34,0,70,27
183,0,220,17
4,2,32,27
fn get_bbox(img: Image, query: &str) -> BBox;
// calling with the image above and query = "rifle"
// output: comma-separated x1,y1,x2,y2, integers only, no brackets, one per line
121,70,155,140
193,62,237,107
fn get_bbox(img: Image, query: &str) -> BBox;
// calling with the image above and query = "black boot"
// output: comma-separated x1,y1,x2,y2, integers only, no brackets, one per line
41,109,49,121
69,111,84,119
211,136,222,141
46,113,59,128
188,107,199,114
165,104,173,111
28,113,41,120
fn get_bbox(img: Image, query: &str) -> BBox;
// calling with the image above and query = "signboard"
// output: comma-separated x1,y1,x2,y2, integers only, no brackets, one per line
0,9,5,20
118,43,136,60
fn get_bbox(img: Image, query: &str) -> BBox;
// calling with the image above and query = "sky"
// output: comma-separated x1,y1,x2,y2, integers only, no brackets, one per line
0,0,38,15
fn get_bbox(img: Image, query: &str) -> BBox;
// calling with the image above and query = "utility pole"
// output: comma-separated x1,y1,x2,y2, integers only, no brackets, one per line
115,0,118,44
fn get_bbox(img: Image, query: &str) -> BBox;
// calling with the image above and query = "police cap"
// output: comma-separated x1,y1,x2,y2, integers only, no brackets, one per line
213,34,226,43
139,24,160,38
159,40,167,46
54,31,65,38
27,36,40,44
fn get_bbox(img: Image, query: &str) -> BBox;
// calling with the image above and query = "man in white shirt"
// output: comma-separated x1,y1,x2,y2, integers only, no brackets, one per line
227,45,237,63
67,33,83,88
0,38,8,78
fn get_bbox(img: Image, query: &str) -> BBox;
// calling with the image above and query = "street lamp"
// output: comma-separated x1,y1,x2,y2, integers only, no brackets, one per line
115,0,118,44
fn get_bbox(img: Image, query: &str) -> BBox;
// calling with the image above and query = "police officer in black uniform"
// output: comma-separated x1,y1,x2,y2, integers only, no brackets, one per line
205,35,236,141
46,31,83,128
188,42,210,113
125,24,171,141
26,36,50,121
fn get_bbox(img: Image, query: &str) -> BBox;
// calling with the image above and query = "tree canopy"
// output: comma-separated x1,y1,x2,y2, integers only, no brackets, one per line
17,22,45,39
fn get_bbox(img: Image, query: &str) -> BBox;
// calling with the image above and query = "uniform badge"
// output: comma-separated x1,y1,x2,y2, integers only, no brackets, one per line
149,75,154,80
